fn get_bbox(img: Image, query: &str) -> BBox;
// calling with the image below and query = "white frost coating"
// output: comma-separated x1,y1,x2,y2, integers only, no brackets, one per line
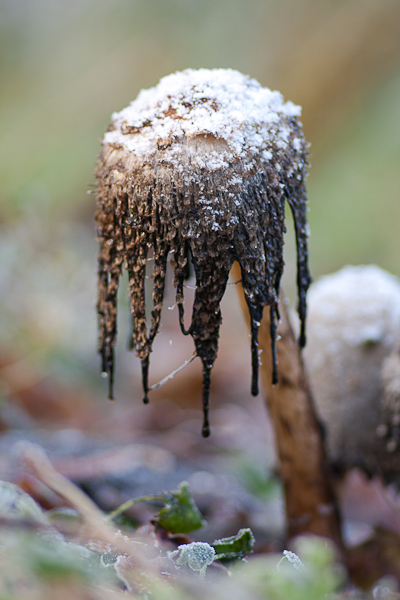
277,550,305,572
306,265,400,348
104,68,301,168
169,542,215,578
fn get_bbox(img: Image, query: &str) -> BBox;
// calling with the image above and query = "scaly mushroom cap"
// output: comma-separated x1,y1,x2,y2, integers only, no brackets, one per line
95,68,311,436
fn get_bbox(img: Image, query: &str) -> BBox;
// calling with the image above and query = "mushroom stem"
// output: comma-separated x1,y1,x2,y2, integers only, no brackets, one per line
232,262,343,548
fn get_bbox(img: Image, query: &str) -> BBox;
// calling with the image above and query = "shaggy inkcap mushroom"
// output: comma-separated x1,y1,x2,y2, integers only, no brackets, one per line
95,68,311,436
305,265,400,482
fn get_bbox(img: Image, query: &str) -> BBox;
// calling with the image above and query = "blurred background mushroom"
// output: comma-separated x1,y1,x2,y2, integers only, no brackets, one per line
304,265,400,484
302,265,400,547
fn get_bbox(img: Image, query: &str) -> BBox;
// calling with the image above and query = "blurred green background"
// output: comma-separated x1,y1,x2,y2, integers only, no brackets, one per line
1,0,400,418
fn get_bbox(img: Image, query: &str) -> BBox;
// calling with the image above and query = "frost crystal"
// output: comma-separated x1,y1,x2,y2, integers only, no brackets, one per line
95,68,311,436
277,550,305,571
169,542,215,578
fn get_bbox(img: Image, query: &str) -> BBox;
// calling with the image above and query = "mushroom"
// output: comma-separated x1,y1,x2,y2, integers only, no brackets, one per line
303,265,400,483
95,68,311,436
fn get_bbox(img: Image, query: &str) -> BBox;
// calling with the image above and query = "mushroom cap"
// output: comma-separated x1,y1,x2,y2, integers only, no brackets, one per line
95,69,311,436
100,69,307,246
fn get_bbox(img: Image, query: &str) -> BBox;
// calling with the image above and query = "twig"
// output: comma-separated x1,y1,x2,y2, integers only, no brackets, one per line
107,495,164,522
19,443,159,580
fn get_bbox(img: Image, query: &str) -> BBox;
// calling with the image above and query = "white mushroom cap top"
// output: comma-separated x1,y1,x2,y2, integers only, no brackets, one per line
306,265,400,351
104,68,302,170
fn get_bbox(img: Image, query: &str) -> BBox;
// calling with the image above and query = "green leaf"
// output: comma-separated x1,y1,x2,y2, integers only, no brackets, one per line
212,528,255,561
153,482,205,534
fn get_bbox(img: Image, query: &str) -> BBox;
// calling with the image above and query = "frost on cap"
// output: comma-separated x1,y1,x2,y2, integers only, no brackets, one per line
104,68,302,167
95,68,311,437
